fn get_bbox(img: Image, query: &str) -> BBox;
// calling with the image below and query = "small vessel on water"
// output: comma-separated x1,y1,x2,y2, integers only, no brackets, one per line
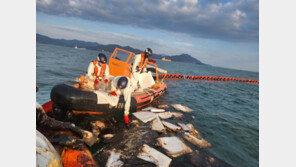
48,48,167,119
162,57,172,62
74,45,86,50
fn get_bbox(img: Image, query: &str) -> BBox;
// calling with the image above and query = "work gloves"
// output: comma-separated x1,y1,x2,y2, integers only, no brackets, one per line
124,115,130,126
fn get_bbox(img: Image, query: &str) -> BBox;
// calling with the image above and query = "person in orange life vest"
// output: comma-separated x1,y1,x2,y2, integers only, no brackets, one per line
86,53,110,90
132,48,155,74
131,48,156,87
108,76,134,126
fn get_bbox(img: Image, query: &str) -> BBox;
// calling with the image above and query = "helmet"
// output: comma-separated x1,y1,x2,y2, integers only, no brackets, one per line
97,53,107,64
144,48,152,57
117,77,128,89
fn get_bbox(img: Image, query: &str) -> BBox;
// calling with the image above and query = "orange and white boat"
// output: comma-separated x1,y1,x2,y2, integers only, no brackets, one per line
162,57,171,62
47,48,167,118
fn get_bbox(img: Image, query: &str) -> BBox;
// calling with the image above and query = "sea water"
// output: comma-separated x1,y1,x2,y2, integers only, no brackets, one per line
37,43,259,167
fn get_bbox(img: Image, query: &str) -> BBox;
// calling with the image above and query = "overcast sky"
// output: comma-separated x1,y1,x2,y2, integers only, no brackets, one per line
36,0,259,72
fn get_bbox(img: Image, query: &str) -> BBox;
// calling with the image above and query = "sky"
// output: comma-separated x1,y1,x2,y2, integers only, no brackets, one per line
36,0,259,72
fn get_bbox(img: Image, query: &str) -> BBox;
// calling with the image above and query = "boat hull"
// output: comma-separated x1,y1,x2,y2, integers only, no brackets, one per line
50,81,167,118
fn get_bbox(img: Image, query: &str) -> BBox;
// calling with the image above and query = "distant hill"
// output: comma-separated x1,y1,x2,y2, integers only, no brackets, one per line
165,54,203,64
36,33,205,65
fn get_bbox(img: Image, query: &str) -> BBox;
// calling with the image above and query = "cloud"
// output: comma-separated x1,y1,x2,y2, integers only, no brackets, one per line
36,0,258,42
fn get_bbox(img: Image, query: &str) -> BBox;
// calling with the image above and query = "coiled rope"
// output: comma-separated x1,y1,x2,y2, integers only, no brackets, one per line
159,74,259,83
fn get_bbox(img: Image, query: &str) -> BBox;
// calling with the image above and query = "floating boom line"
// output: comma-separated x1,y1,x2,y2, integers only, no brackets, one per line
159,74,259,84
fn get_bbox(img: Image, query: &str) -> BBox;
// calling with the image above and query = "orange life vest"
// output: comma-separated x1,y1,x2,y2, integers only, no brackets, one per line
93,61,107,79
139,53,147,71
98,64,106,79
93,61,107,89
93,61,99,77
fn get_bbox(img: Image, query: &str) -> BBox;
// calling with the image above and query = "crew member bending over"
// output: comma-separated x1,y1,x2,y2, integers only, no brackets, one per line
86,53,110,90
108,76,134,125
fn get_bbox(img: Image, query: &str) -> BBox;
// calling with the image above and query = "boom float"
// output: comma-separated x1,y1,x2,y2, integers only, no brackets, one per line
159,74,259,84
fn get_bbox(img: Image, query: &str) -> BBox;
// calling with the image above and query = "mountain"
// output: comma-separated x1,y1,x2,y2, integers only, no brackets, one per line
36,33,205,65
36,34,100,47
166,54,204,65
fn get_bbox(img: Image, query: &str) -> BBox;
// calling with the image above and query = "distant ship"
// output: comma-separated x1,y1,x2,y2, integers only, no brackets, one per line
162,57,171,62
74,45,86,50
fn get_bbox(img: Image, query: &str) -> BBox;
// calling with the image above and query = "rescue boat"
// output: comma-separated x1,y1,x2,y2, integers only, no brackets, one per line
49,48,167,119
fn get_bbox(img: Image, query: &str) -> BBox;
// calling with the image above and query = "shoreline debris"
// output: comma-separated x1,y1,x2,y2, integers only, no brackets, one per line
171,112,183,118
162,121,181,132
106,150,124,167
177,122,190,131
157,112,173,119
137,144,172,167
133,111,157,123
142,107,165,113
156,136,193,157
103,134,115,140
172,104,193,112
151,116,166,133
158,104,169,109
183,132,212,148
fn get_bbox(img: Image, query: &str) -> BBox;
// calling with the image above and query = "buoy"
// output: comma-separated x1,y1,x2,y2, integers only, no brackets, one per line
159,74,258,84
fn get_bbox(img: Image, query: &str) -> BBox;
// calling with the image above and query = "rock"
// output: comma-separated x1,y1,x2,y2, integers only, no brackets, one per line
157,112,173,119
185,150,232,167
91,120,106,130
106,150,124,167
162,121,181,132
137,144,172,167
186,124,201,136
131,119,140,126
158,104,169,108
171,112,183,118
133,111,157,123
177,123,190,131
183,132,212,148
172,104,193,112
82,130,97,147
156,136,193,157
151,116,166,133
142,107,165,113
36,130,62,167
103,134,115,140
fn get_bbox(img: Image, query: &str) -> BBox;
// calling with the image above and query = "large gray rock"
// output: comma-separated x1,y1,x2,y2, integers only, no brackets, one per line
177,122,190,131
157,112,173,119
133,111,157,123
156,136,193,157
137,144,172,167
142,107,165,113
106,150,124,167
171,112,183,118
162,121,181,132
151,116,166,133
172,104,193,112
183,132,212,149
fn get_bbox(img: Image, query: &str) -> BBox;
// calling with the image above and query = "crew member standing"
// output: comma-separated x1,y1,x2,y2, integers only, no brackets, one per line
86,53,110,90
132,48,153,74
131,48,155,88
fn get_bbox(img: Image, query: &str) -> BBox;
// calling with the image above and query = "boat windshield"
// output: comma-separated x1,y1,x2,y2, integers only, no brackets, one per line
112,49,134,64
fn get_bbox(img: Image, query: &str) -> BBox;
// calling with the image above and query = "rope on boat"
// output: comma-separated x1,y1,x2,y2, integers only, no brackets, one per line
159,74,259,84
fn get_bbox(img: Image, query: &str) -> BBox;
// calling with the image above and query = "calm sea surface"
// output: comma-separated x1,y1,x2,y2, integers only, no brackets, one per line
37,43,259,167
